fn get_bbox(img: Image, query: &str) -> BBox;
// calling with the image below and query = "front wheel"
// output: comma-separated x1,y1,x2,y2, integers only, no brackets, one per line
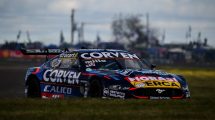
27,78,41,98
89,79,103,98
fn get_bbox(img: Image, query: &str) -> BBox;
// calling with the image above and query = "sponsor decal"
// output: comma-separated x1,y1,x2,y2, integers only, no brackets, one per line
135,83,145,88
41,92,64,99
86,68,93,71
60,53,78,58
80,52,139,59
85,61,95,67
118,70,132,76
51,58,62,68
43,85,72,94
109,85,122,90
85,59,106,67
127,76,178,82
134,81,180,88
103,88,109,96
103,88,125,99
43,69,81,84
186,91,190,98
122,87,130,90
109,90,125,99
126,76,181,89
156,89,166,94
150,96,170,99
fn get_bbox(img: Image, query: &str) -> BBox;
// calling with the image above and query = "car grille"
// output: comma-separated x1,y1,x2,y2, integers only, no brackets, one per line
131,88,183,97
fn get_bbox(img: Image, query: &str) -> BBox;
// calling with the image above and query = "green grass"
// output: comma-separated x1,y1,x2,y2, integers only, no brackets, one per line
0,68,215,120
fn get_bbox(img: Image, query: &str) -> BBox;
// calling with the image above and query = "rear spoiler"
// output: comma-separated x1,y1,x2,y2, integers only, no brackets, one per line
20,48,72,55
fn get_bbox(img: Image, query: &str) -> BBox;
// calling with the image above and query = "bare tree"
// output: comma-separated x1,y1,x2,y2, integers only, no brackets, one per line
112,14,160,49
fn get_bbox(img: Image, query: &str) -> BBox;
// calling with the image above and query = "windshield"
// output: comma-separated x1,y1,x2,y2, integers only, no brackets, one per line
81,52,148,70
80,51,150,70
83,58,147,70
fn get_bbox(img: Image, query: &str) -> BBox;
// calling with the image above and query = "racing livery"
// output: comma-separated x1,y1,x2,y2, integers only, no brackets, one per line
23,49,190,99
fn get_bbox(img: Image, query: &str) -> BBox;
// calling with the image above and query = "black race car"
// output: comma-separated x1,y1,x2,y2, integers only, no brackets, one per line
22,49,190,99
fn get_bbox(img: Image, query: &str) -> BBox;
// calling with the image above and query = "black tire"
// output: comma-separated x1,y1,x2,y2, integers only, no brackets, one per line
89,79,103,97
27,78,41,98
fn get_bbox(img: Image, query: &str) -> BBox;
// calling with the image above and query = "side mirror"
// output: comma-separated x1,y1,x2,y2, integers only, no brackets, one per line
142,59,156,70
150,64,156,70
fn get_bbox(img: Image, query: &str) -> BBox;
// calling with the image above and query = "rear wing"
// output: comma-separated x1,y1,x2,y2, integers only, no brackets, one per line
20,48,73,55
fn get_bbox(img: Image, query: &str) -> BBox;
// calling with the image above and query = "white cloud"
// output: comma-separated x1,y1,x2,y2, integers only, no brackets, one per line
48,0,79,14
153,20,215,30
0,0,215,46
176,0,215,18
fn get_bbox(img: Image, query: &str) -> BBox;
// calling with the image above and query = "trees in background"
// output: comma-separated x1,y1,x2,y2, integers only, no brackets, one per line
111,14,159,50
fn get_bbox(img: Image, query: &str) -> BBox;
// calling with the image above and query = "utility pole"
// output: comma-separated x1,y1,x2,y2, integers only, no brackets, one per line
78,22,101,44
81,22,84,42
197,32,201,44
26,31,31,43
60,30,65,46
78,22,85,43
161,29,165,45
15,30,22,49
16,30,22,43
146,13,150,46
186,26,192,44
146,13,149,35
71,9,75,45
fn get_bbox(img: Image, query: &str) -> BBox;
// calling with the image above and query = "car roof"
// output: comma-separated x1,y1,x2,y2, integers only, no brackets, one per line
71,49,128,53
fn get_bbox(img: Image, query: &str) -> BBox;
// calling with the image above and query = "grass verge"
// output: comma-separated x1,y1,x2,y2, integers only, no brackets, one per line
0,68,215,120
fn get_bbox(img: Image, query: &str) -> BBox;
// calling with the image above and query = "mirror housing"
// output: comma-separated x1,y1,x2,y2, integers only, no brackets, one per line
142,59,156,70
150,64,156,70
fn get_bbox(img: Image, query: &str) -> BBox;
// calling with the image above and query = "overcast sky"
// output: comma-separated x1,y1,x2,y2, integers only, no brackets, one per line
0,0,215,46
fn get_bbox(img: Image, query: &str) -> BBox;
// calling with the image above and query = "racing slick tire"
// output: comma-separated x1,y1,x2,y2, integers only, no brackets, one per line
27,78,41,98
89,79,103,98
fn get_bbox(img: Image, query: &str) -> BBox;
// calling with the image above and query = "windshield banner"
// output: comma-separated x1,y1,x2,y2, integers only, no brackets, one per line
80,52,139,59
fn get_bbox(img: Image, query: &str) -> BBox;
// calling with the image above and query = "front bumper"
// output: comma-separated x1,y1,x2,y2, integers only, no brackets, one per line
127,88,190,99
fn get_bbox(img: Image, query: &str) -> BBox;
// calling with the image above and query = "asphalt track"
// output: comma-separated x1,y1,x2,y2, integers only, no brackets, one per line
0,60,42,98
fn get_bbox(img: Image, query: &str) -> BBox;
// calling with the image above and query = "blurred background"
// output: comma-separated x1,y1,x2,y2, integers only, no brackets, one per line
0,1,215,119
0,0,215,66
0,0,215,98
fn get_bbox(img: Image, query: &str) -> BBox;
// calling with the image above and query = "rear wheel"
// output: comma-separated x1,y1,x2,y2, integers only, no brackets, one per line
27,78,41,98
89,79,103,97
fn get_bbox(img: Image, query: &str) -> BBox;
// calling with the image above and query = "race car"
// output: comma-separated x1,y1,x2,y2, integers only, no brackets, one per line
22,49,190,99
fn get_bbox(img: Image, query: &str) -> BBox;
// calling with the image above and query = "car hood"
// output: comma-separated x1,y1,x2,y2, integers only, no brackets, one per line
88,69,184,89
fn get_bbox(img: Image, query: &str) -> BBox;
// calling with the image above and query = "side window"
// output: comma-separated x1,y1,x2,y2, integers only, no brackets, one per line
51,58,62,68
59,58,78,69
42,56,60,68
54,52,79,69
